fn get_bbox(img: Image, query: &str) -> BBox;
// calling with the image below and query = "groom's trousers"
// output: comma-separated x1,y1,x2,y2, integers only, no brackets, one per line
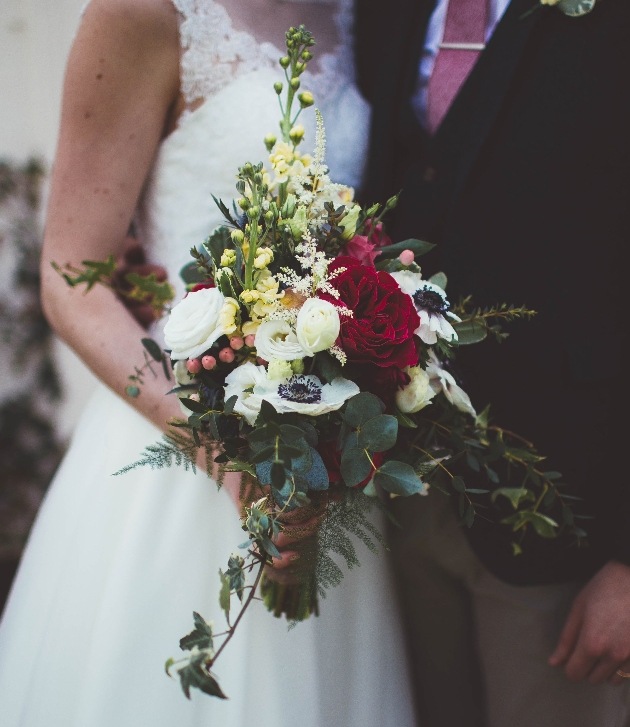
388,493,630,727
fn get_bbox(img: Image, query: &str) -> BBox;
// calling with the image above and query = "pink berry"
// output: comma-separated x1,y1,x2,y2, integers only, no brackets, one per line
244,334,256,348
186,358,201,374
398,249,415,266
201,355,217,370
229,336,245,351
219,347,235,364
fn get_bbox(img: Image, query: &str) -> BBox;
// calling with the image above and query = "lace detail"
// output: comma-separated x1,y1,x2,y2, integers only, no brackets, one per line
170,0,356,107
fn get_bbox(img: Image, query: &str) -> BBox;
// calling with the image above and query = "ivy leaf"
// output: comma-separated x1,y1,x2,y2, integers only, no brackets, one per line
219,570,231,619
373,460,424,496
179,611,214,652
178,661,228,700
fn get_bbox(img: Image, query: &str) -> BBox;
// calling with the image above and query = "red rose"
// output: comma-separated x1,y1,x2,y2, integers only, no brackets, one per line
323,257,420,370
190,281,215,292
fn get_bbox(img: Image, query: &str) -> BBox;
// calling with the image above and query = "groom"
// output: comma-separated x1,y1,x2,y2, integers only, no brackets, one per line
354,0,630,725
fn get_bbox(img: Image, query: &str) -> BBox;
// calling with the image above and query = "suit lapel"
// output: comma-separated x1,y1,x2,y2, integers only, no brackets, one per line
356,0,438,203
428,0,544,223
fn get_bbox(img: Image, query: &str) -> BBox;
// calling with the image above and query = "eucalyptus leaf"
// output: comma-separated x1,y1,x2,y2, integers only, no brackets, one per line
377,238,436,259
428,271,447,290
340,447,373,487
453,319,488,345
179,397,209,414
558,0,595,17
357,414,398,452
491,487,533,509
343,393,385,427
373,460,424,496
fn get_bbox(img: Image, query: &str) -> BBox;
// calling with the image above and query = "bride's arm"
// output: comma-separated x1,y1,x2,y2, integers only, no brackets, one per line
40,0,182,432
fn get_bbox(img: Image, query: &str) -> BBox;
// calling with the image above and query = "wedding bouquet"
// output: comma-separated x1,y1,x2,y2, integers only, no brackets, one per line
57,26,586,701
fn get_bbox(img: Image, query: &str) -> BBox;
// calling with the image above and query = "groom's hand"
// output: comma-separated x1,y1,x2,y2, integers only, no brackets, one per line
549,560,630,685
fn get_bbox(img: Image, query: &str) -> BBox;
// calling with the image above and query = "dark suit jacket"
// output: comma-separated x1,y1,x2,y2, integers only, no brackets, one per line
355,0,629,585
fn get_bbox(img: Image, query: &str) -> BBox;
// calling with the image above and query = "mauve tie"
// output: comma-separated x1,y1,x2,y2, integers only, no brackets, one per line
426,0,488,133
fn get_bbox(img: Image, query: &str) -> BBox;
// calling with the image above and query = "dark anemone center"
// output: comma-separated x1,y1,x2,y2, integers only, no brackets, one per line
413,286,449,315
278,375,322,404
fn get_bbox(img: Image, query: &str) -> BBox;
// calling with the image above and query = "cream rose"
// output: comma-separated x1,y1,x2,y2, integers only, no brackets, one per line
395,366,437,414
254,319,307,362
296,298,341,356
164,287,228,360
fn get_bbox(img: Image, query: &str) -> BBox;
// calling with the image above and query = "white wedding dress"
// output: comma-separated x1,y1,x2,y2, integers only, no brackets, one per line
0,2,416,725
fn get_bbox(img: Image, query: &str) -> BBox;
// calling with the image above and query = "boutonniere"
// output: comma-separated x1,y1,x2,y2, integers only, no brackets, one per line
541,0,596,16
522,0,596,18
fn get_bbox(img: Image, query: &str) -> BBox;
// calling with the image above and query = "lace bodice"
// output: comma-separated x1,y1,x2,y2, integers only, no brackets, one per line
171,0,356,108
134,0,370,309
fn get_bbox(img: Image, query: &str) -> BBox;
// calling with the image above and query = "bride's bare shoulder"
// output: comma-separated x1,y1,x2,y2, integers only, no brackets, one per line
79,0,179,44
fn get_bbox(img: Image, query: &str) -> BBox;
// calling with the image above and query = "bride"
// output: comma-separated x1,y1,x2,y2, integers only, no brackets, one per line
0,0,416,725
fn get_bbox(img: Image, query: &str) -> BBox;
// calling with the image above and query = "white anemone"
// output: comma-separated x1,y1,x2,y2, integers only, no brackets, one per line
391,271,460,345
255,374,359,417
426,352,476,418
223,362,268,426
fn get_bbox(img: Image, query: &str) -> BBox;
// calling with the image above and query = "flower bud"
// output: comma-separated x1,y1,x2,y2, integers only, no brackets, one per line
279,56,290,69
274,81,283,95
238,197,250,211
298,91,314,108
290,77,301,90
231,229,245,245
264,133,277,151
295,62,306,74
289,124,305,143
301,50,312,61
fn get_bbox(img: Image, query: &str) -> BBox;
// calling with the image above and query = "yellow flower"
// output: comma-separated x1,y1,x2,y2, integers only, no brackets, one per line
240,289,261,304
220,249,236,267
219,297,240,335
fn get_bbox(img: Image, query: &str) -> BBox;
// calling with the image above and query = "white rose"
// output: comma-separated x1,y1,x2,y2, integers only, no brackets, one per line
164,287,228,360
296,298,341,356
395,366,436,414
254,319,307,362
